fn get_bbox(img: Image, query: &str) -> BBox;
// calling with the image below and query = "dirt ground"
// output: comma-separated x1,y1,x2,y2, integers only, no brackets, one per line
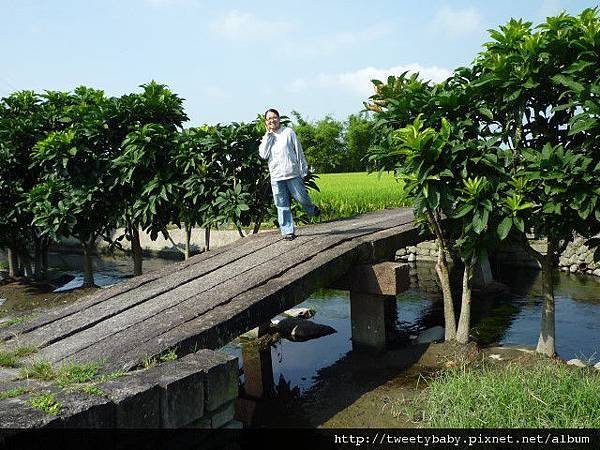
0,275,98,319
307,341,481,428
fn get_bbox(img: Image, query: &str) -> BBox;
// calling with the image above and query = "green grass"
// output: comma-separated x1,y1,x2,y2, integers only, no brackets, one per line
0,346,38,368
20,361,56,381
0,315,33,328
80,385,106,397
142,355,157,369
56,362,99,387
94,369,126,383
142,348,178,369
0,386,28,400
29,391,61,415
415,358,600,428
159,348,178,362
311,172,410,221
0,351,17,368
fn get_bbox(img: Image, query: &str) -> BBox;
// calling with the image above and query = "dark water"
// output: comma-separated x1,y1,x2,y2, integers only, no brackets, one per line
221,262,600,404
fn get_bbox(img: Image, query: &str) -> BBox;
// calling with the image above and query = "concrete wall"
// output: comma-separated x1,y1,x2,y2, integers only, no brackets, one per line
56,227,254,259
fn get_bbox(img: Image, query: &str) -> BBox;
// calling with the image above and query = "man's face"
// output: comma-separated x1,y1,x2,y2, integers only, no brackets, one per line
266,112,280,131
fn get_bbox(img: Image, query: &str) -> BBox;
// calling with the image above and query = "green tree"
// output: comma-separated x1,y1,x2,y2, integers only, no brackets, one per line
473,9,600,356
172,126,217,258
292,112,345,173
0,90,72,280
110,81,188,274
367,69,494,342
28,87,116,287
345,113,374,172
0,91,44,278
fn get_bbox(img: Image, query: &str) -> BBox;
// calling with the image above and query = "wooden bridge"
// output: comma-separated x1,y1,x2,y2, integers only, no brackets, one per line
1,208,419,373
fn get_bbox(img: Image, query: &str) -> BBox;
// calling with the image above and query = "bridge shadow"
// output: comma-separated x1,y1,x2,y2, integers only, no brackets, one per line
236,339,431,428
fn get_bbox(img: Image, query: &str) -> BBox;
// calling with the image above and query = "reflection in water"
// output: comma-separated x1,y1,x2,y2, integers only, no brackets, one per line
225,262,600,427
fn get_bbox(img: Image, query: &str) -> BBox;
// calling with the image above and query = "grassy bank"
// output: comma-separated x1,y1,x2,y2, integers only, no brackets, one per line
414,356,600,428
311,172,409,221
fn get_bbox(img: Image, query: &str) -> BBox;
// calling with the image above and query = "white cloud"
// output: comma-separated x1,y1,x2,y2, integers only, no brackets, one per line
210,10,291,42
288,65,452,97
431,6,482,36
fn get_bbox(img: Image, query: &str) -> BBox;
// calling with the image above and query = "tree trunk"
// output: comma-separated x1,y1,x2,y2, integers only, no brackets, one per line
81,237,96,288
435,243,457,341
236,225,246,238
205,225,211,252
40,237,49,281
456,255,477,344
7,247,18,278
253,218,262,234
185,223,192,260
19,253,33,279
34,237,42,281
131,226,143,276
536,240,556,357
427,210,457,341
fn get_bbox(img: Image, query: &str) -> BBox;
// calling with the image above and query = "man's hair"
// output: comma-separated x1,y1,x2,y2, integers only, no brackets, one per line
264,108,280,118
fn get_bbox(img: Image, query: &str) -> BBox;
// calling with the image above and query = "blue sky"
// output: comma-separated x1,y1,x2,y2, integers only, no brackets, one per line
2,0,598,126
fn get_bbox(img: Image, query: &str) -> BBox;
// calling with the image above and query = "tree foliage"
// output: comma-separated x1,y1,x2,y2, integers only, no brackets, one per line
367,8,600,353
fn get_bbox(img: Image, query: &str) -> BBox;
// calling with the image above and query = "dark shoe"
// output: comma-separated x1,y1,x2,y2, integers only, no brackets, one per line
283,234,296,241
313,205,321,217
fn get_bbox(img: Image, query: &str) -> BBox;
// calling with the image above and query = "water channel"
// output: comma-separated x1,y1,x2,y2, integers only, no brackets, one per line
3,251,599,427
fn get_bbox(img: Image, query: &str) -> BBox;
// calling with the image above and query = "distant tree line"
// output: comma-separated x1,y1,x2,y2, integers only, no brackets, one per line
0,82,319,287
291,111,376,173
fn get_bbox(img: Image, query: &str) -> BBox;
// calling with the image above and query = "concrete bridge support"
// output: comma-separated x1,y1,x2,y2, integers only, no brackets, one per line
235,328,276,427
333,262,410,351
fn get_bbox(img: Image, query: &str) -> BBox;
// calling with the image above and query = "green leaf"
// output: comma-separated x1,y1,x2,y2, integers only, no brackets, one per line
497,217,513,240
453,204,474,219
569,117,596,135
473,208,489,234
513,216,525,233
551,74,585,94
505,89,522,102
479,107,494,120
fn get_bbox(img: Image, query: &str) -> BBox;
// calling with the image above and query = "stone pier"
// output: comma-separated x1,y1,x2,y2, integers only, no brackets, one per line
332,262,410,351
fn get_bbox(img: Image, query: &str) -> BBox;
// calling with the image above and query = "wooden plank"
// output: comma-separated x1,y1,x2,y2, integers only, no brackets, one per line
3,209,400,341
102,219,418,371
0,231,274,341
26,211,408,362
5,232,281,349
17,232,320,353
53,213,414,367
107,239,370,371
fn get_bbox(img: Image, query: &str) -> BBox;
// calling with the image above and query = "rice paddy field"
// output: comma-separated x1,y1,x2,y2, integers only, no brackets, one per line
310,171,410,221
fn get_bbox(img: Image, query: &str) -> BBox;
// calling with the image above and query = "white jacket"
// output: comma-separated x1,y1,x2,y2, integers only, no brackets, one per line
258,127,309,181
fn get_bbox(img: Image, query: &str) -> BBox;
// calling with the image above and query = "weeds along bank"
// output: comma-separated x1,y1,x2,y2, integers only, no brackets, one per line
409,349,600,428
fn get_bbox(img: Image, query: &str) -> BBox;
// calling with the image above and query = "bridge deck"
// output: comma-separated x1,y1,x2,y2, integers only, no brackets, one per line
2,208,418,372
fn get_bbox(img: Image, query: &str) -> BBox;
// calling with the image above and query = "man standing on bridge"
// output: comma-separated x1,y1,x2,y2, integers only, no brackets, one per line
259,108,320,241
